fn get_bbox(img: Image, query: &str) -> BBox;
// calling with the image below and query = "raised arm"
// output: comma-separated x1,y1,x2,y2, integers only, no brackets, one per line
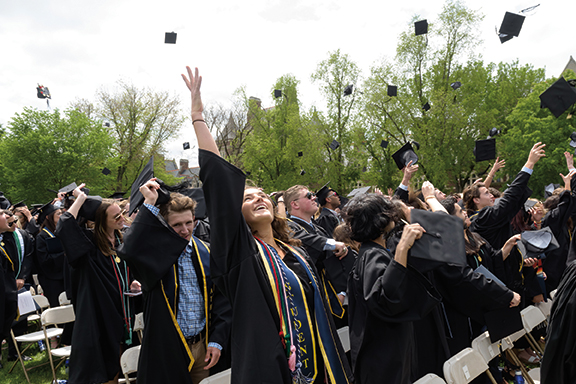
67,183,87,218
484,157,505,189
421,181,447,214
181,67,221,156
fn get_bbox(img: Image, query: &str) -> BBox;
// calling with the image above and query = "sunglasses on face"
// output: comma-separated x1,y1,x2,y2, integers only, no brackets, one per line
300,192,315,200
113,209,126,221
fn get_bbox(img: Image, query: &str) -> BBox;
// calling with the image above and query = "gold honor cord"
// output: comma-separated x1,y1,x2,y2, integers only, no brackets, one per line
0,245,14,271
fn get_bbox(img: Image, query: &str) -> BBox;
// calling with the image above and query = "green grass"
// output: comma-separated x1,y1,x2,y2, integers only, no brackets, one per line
1,341,68,384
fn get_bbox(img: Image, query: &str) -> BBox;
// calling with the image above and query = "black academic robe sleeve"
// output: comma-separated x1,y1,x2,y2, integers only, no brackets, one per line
470,170,532,249
287,220,328,264
393,186,409,203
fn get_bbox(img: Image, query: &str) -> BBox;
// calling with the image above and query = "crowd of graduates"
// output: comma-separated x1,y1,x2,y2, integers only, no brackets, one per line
1,66,576,384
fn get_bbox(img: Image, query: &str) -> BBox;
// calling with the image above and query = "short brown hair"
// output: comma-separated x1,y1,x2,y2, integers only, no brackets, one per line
159,193,196,219
284,185,307,214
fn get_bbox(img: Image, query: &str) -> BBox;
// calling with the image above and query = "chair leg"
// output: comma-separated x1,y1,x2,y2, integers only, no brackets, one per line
506,350,535,384
485,369,498,384
43,329,58,384
9,330,31,384
525,333,544,357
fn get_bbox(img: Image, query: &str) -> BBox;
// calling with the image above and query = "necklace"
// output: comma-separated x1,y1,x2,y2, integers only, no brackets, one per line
109,233,121,263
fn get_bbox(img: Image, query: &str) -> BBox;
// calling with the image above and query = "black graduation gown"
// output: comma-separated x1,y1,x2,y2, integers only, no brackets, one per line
35,228,66,307
541,260,576,383
348,241,441,384
393,186,409,203
542,190,576,292
315,208,339,237
194,218,211,244
199,149,353,384
12,228,34,283
466,237,507,283
118,208,231,384
1,233,18,340
55,213,125,384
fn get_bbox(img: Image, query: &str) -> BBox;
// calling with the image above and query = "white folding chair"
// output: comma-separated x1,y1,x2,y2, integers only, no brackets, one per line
528,367,540,384
443,348,490,384
58,291,71,306
199,369,231,384
549,289,557,300
27,295,51,325
134,312,145,344
521,306,546,357
414,373,448,383
120,345,141,383
337,326,350,353
501,333,535,384
535,299,552,320
42,305,75,384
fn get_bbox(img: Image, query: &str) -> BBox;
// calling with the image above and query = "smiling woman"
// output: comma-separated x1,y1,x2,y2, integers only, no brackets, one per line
183,66,353,384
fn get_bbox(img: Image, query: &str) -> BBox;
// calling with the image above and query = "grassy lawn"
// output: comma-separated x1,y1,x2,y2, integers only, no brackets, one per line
1,341,67,384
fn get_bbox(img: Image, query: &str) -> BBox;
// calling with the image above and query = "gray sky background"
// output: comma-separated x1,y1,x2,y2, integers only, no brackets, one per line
1,0,572,167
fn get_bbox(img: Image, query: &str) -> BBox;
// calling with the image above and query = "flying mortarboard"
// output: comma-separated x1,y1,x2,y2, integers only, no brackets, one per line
450,81,462,90
59,182,78,194
183,142,191,150
380,140,388,149
299,169,306,176
329,139,340,150
517,227,559,260
414,19,428,36
544,183,561,199
474,138,496,162
165,32,177,44
422,102,431,111
36,85,51,99
298,151,303,157
498,12,525,44
540,77,576,118
128,157,170,216
524,198,538,212
392,142,418,170
409,210,467,272
109,191,126,200
347,186,371,197
102,167,111,176
343,84,354,96
387,86,397,97
274,89,282,98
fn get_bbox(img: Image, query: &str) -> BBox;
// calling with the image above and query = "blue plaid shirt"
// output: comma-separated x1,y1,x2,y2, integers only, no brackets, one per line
144,204,221,350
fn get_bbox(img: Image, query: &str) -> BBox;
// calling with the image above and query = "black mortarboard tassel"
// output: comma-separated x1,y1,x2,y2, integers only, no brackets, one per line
329,139,340,150
102,167,111,176
409,209,467,273
387,86,397,97
391,143,418,170
343,84,354,96
540,77,576,118
183,142,191,150
274,89,282,98
165,32,177,44
474,138,496,162
414,19,428,36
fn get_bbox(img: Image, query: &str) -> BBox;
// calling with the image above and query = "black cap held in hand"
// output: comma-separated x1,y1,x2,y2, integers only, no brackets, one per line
392,142,418,170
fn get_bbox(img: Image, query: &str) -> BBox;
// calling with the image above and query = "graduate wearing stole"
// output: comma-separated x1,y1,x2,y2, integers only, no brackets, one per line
182,67,353,384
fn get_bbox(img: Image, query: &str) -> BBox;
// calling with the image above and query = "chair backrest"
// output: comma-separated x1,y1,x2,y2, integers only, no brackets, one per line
133,312,145,332
41,305,75,327
443,348,488,384
199,369,231,384
33,274,40,287
535,299,553,318
508,328,526,343
58,291,71,306
33,295,50,310
471,331,500,363
521,305,546,332
549,289,557,300
414,373,447,384
337,326,350,353
29,286,36,296
121,345,141,376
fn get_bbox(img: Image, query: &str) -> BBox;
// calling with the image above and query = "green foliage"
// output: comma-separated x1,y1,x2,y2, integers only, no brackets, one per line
0,107,114,204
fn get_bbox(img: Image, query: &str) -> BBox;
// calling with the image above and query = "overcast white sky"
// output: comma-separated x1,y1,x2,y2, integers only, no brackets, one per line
1,0,573,167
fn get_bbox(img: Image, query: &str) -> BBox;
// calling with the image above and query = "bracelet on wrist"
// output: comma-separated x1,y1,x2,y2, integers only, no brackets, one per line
192,119,205,125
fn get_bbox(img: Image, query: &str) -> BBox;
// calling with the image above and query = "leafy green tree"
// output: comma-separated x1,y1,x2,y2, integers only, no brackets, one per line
0,107,114,203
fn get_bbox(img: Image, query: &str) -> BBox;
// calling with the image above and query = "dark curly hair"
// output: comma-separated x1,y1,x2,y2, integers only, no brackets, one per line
343,194,398,243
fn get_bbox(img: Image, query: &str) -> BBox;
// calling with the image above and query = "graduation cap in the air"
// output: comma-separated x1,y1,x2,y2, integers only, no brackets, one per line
409,209,467,272
517,227,559,260
498,12,525,43
109,191,126,200
539,77,576,118
422,102,431,111
128,157,170,216
274,89,283,98
387,86,397,97
36,84,51,99
414,19,428,36
299,169,306,176
297,151,303,157
347,186,371,197
59,182,78,194
487,127,500,139
183,142,191,150
474,138,496,162
450,82,462,90
524,198,538,212
343,84,354,96
165,32,177,44
544,183,561,199
392,142,419,170
316,182,332,206
102,167,111,176
36,201,56,225
180,188,207,220
329,139,340,150
380,140,388,149
0,192,11,210
570,132,576,147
